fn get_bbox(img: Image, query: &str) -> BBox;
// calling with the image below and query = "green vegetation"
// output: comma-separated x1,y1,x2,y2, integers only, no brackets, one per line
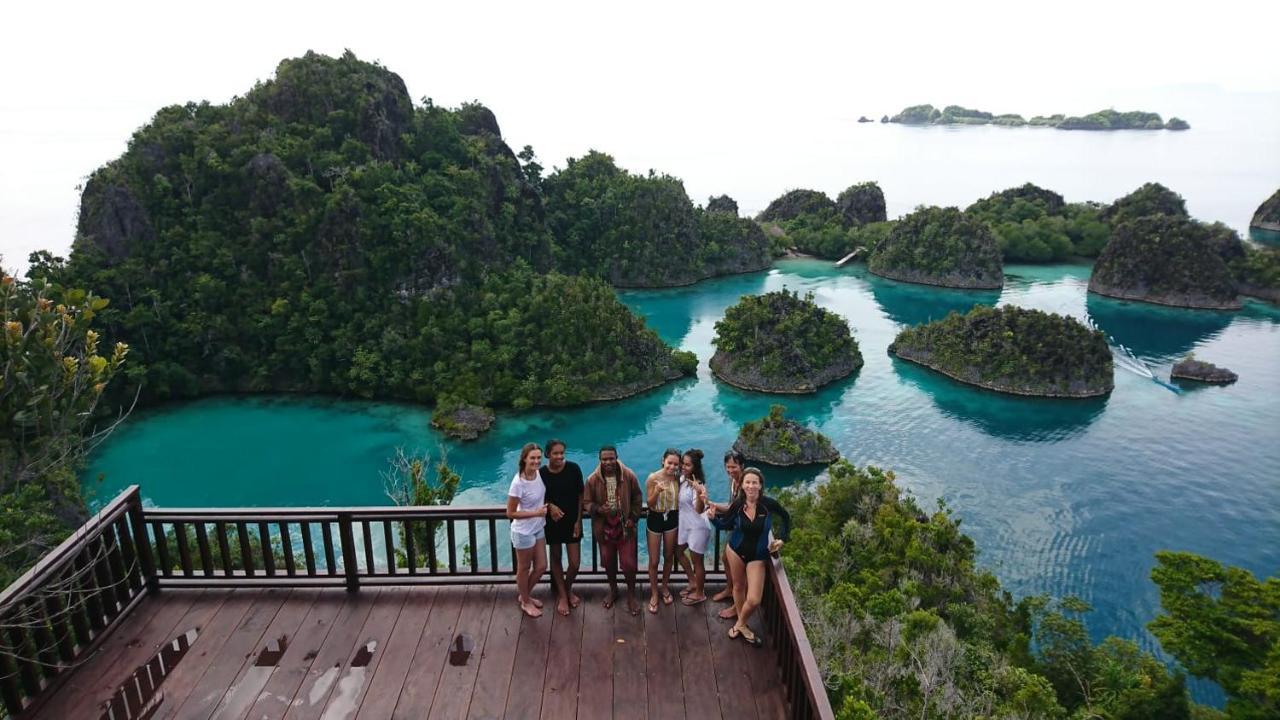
1,269,130,586
1089,215,1241,309
887,105,1187,130
780,460,1234,719
41,52,697,415
1148,551,1280,719
734,404,839,466
1251,189,1280,231
711,289,862,393
889,305,1114,397
1101,182,1189,226
1229,244,1280,303
868,206,1004,288
965,184,1111,262
758,189,837,222
542,151,770,286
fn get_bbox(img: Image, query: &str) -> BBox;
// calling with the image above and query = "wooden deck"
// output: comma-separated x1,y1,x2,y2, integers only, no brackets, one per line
31,584,789,720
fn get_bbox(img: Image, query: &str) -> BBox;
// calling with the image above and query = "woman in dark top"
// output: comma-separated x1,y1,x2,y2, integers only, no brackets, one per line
708,466,790,647
540,439,585,617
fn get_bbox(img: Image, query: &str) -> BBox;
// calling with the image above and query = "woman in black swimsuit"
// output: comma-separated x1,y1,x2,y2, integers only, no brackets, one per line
708,466,789,646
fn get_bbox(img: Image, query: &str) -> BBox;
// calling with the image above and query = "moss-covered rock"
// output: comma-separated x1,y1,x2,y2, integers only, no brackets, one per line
733,405,839,466
1250,189,1280,232
1089,216,1240,309
889,305,1114,397
706,194,739,216
1229,244,1280,303
758,189,836,223
1100,183,1188,226
1171,355,1237,384
711,290,862,393
431,399,496,440
836,182,887,226
868,206,1003,288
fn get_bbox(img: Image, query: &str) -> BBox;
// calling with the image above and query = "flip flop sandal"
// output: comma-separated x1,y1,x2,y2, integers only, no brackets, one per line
738,629,763,647
662,592,674,606
648,599,659,614
682,595,707,606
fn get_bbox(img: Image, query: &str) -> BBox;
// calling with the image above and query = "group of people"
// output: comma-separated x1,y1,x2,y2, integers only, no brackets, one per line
505,440,791,647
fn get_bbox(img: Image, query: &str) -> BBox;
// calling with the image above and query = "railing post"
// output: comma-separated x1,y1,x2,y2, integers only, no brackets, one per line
337,513,360,593
125,486,159,594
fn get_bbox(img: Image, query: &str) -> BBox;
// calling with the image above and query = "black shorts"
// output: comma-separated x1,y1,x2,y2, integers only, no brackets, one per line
646,509,678,534
545,515,581,545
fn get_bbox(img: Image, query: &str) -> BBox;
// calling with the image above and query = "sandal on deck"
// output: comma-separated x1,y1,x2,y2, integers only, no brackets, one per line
737,628,763,648
648,598,659,614
682,594,707,606
662,592,674,606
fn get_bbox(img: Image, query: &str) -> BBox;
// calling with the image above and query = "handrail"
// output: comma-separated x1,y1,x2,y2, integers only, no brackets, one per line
765,553,836,720
0,485,153,718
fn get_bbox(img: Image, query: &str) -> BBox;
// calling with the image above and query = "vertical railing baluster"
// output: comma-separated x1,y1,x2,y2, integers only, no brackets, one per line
215,521,233,577
112,516,141,594
4,625,39,701
152,521,172,578
125,487,157,594
426,522,438,574
405,520,417,575
321,522,336,576
236,522,255,577
195,522,213,576
100,523,131,610
42,592,75,663
487,518,498,572
0,636,24,716
259,521,275,577
301,521,316,576
446,520,457,574
362,521,375,575
30,601,59,680
337,513,359,592
173,522,192,578
383,520,396,575
280,522,296,577
468,519,478,573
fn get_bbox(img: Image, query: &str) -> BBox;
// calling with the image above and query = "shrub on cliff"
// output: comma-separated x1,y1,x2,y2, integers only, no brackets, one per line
868,206,1003,288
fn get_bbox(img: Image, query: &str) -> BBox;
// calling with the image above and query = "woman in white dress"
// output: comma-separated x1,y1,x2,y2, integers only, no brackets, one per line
675,448,711,605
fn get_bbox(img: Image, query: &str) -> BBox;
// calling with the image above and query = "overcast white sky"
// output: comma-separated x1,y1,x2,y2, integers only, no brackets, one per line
3,0,1278,274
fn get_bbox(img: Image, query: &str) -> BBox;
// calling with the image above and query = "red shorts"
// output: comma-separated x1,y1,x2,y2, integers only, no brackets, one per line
599,534,638,575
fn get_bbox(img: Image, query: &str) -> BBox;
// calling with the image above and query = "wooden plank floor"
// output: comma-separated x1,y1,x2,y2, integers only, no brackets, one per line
30,585,788,720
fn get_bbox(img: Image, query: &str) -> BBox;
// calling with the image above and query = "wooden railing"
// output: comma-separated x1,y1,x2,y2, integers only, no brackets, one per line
0,486,154,718
1,485,833,720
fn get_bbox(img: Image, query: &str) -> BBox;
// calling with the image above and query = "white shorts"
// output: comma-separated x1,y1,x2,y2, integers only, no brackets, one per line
678,521,711,556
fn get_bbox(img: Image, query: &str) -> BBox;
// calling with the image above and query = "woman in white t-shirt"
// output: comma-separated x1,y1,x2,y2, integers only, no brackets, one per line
507,442,549,618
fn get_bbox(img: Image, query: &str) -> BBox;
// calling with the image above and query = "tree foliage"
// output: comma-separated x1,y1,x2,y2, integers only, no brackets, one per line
1089,215,1239,308
890,305,1114,397
542,151,770,286
48,52,694,412
868,206,1004,288
1101,182,1189,226
965,184,1111,261
712,289,862,391
1149,552,1279,720
1,268,130,585
780,461,1206,719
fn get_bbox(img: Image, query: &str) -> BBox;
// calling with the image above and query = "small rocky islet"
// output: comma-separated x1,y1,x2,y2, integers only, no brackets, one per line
889,305,1114,398
1171,355,1238,384
732,404,840,466
710,289,862,394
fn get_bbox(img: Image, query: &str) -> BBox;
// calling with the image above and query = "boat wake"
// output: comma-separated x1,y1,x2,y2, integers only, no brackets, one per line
1085,316,1181,394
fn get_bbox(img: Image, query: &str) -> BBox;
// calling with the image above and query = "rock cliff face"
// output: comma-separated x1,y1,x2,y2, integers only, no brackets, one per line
706,194,739,216
431,402,496,440
868,206,1003,289
1171,356,1237,384
732,406,839,467
1251,189,1280,232
836,182,887,226
1088,216,1240,310
74,178,154,265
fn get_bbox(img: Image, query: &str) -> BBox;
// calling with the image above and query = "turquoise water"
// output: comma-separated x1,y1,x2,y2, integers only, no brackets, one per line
84,260,1280,700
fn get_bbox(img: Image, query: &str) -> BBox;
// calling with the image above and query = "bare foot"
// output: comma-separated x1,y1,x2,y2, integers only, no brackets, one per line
711,588,732,602
515,595,545,609
556,600,570,617
602,592,617,609
718,606,737,620
520,601,543,619
661,591,674,606
569,592,582,608
627,596,641,616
